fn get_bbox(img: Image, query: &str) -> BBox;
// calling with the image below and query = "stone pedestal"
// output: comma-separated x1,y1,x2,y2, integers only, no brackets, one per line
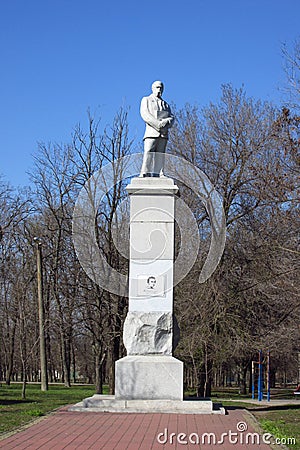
114,177,182,400
115,355,183,400
126,177,178,321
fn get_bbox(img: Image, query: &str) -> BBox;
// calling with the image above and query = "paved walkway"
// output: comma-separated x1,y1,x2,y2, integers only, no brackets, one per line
0,406,274,449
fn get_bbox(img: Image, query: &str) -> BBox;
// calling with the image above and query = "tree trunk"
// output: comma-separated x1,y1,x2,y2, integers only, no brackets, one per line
240,366,248,395
21,365,27,399
61,332,71,387
72,343,76,384
5,321,16,385
196,361,212,397
95,350,106,394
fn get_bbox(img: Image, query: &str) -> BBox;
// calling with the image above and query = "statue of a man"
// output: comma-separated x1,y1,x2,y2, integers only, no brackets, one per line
140,81,174,177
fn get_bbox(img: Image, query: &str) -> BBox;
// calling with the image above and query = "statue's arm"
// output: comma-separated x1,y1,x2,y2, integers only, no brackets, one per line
161,102,175,128
140,97,161,132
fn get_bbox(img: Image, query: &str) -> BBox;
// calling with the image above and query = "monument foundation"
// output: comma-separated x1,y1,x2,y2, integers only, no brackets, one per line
115,355,183,400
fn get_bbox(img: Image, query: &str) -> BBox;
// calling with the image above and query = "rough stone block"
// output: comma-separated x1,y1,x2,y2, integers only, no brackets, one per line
123,311,179,355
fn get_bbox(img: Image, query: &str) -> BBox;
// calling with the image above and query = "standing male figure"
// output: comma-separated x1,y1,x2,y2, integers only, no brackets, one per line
140,81,174,177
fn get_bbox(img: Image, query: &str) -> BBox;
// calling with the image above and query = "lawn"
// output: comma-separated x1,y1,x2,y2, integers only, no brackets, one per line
253,407,300,450
0,383,97,435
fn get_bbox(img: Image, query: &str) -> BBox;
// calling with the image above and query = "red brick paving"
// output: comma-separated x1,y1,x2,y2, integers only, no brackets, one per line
0,407,272,449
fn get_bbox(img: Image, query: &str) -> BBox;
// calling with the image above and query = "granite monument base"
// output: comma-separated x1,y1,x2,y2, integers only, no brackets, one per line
115,355,183,400
69,354,224,414
69,396,224,414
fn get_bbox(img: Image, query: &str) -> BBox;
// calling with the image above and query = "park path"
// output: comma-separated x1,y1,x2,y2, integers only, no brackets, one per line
0,407,273,449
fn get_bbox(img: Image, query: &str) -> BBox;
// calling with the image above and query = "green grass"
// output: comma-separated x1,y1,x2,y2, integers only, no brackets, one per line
0,383,99,435
254,409,299,449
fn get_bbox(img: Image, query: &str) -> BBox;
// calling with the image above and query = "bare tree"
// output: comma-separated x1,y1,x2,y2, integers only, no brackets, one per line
0,178,32,384
71,108,133,393
171,85,299,396
282,38,300,111
30,142,77,387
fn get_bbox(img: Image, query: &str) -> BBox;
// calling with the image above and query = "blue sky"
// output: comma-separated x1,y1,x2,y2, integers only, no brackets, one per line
1,0,299,187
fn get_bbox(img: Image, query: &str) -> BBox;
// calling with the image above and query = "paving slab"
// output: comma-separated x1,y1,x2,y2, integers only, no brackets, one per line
0,406,274,449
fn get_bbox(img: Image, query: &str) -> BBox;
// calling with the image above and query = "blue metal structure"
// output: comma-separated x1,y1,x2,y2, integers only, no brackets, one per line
252,350,270,402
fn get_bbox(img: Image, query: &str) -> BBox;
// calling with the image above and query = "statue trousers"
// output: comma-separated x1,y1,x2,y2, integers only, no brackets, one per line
140,137,167,176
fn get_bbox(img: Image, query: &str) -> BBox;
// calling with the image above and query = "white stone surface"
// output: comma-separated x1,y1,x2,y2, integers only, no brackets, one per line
126,177,178,195
130,195,175,222
115,355,183,400
69,395,224,414
123,312,180,355
130,222,174,260
129,260,173,311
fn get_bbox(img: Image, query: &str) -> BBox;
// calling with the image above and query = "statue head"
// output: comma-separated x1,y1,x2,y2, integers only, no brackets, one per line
151,80,164,98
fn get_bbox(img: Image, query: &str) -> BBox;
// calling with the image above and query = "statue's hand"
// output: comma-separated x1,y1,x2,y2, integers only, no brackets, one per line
159,118,170,128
